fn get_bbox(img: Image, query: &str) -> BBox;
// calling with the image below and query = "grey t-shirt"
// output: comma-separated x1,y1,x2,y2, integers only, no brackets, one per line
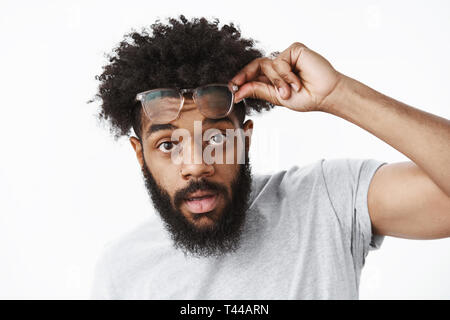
92,158,387,299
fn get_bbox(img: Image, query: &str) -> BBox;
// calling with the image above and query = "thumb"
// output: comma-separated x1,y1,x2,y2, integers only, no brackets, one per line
235,81,281,105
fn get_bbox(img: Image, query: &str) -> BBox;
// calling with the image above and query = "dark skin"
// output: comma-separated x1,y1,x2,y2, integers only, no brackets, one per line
130,99,253,230
230,42,450,239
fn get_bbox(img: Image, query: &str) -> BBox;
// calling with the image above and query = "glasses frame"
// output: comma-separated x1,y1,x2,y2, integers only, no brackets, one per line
135,83,239,123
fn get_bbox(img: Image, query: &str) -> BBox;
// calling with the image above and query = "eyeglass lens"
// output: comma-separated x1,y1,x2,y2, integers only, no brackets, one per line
141,85,232,124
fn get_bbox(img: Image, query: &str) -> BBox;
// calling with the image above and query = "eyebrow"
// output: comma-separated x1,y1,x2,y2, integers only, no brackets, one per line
145,117,234,138
146,123,178,138
202,117,234,127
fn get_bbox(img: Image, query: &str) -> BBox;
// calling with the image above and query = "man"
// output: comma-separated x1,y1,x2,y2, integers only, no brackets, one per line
91,15,450,299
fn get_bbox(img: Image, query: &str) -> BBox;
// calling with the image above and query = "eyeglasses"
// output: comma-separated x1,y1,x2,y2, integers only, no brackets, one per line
135,83,239,124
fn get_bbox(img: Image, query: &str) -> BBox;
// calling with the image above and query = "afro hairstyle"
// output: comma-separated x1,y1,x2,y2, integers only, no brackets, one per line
89,15,275,140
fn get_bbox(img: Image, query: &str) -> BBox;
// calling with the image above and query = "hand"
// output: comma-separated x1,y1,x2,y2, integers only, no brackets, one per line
229,42,342,112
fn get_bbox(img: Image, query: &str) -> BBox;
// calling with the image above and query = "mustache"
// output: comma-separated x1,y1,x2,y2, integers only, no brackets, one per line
173,179,229,209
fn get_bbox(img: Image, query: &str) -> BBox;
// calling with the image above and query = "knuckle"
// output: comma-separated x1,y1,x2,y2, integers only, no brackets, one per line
272,57,290,72
249,82,258,99
260,57,271,66
273,79,281,87
280,73,291,82
268,87,279,104
261,60,273,73
257,57,268,64
272,58,283,67
291,41,306,48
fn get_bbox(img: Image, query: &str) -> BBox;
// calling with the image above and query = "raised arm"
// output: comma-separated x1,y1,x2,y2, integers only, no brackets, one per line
230,42,450,239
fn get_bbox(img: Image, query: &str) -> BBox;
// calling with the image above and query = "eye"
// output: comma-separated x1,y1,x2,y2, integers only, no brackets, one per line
157,141,177,153
208,132,226,145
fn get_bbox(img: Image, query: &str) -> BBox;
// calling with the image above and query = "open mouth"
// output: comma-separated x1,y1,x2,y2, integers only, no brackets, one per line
184,190,219,214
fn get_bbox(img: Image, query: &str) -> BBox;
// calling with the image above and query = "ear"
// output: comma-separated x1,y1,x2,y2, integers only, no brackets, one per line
243,119,253,153
130,136,144,168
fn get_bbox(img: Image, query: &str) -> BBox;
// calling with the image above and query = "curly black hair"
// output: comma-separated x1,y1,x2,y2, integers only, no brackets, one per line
89,15,274,140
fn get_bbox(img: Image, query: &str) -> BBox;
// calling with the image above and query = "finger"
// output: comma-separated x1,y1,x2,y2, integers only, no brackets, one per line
259,59,292,100
229,58,263,87
232,76,270,100
271,57,302,93
256,75,271,84
230,58,292,100
234,81,281,106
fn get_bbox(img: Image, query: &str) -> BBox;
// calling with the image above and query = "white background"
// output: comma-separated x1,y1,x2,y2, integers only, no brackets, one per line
0,0,449,299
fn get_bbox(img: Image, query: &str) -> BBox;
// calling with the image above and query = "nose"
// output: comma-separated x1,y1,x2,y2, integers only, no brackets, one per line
181,162,214,180
179,139,214,180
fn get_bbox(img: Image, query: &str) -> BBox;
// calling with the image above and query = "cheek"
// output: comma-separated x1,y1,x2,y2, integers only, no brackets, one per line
218,163,238,177
145,153,179,194
214,164,239,193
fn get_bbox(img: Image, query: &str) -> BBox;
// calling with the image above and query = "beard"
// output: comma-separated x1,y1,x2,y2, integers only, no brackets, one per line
141,155,253,258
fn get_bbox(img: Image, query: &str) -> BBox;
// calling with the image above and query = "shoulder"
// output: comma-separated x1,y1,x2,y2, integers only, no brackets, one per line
320,158,387,210
249,158,386,207
249,159,325,202
320,158,385,185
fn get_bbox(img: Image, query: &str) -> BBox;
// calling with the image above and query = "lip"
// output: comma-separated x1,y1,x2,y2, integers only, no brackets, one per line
184,190,217,200
184,191,219,214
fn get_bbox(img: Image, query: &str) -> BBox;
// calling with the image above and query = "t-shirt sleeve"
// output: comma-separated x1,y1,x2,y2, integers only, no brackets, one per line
91,246,117,300
320,158,387,271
